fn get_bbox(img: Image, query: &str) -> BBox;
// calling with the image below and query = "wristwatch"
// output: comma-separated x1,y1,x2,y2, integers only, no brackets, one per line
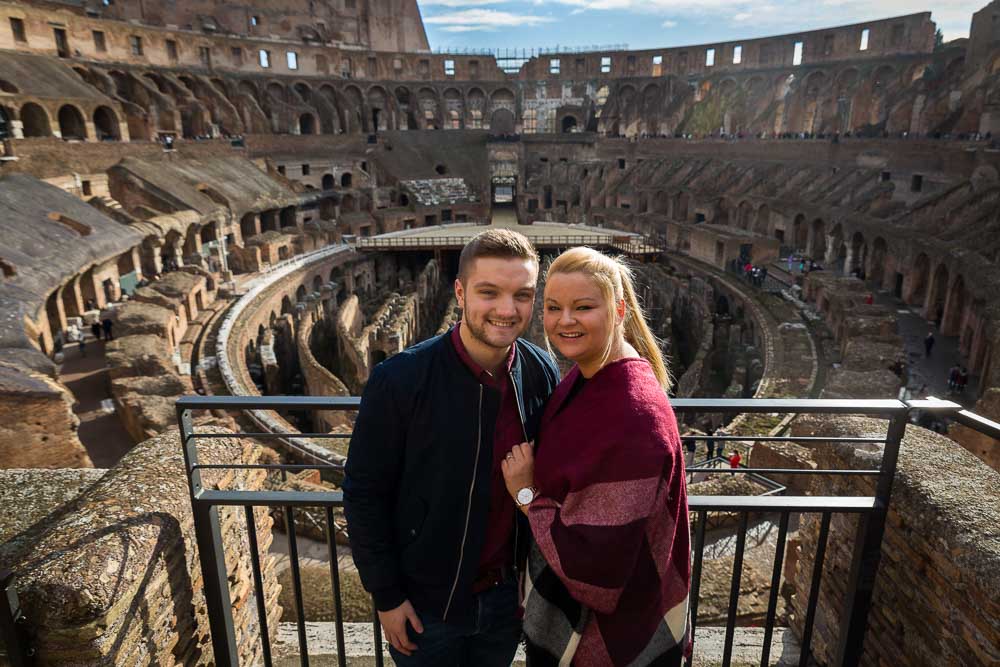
515,486,538,508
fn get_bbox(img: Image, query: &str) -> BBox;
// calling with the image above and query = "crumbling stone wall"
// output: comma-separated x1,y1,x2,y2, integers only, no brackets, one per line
0,364,92,469
0,426,281,666
786,414,1000,666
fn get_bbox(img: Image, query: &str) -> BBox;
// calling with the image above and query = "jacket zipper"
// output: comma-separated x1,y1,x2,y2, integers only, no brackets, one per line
509,369,530,575
443,384,484,621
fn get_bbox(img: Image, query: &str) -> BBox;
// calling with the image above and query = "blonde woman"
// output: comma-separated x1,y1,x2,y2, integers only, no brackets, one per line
501,247,691,666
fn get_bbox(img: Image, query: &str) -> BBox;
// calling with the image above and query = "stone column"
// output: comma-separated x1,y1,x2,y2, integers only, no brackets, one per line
843,246,855,277
824,235,838,265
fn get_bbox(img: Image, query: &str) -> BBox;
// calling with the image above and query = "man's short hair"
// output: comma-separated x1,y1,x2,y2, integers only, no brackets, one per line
457,229,539,282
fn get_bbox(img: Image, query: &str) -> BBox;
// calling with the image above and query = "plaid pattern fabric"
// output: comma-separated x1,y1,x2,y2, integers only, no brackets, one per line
523,359,691,666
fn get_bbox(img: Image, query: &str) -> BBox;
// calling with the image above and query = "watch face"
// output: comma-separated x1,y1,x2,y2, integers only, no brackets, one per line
517,487,535,505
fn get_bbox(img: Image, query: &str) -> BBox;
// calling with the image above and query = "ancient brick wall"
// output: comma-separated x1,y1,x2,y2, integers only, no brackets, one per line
0,426,281,666
787,414,1000,666
0,365,92,469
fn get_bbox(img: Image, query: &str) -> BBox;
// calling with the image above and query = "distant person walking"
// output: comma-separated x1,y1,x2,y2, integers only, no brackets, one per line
924,331,936,358
91,321,102,341
948,364,960,394
77,330,87,358
102,318,114,341
957,367,969,395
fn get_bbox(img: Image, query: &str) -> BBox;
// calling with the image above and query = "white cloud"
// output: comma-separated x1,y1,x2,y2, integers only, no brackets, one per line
661,19,677,27
424,8,555,30
529,0,981,40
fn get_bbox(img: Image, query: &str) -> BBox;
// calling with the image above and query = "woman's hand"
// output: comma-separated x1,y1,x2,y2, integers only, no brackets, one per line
501,441,535,501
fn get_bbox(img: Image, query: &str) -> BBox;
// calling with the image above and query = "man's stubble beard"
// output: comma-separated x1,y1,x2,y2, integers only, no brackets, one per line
465,310,531,351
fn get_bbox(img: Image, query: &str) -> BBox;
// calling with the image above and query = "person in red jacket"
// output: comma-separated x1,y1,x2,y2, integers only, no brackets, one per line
729,451,742,469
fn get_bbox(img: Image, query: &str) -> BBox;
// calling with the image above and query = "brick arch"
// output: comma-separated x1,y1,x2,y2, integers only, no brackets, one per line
57,103,88,140
20,102,52,137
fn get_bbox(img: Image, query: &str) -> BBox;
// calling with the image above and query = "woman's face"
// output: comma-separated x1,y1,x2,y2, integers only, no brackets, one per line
543,271,617,368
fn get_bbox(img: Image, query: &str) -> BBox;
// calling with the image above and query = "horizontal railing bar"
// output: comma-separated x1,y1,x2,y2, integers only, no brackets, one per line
671,398,907,414
948,405,1000,440
680,435,887,443
177,396,362,409
686,467,881,476
194,489,874,513
687,495,875,512
191,463,344,472
189,432,352,439
196,489,344,507
178,395,911,414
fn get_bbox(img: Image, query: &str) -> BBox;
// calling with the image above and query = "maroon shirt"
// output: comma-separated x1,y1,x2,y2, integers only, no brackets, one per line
450,323,523,575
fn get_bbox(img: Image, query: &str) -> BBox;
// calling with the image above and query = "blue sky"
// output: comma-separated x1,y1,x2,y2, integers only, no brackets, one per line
418,0,987,52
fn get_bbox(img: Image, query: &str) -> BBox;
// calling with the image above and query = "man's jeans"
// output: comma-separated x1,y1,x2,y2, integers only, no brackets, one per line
388,578,521,667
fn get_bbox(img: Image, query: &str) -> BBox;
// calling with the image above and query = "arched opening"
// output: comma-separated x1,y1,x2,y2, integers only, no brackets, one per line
927,263,949,323
0,79,18,94
322,174,335,190
810,218,826,259
869,237,888,287
312,275,323,293
793,214,808,251
737,201,753,230
281,295,293,315
280,206,297,229
490,108,515,135
850,231,867,276
561,116,578,133
908,253,930,305
58,105,87,140
341,173,352,188
92,106,120,141
240,213,258,240
296,284,307,302
20,103,52,137
299,113,316,135
943,274,966,336
753,205,770,236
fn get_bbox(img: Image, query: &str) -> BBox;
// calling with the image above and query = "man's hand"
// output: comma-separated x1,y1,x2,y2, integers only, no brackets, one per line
501,441,535,500
378,600,423,656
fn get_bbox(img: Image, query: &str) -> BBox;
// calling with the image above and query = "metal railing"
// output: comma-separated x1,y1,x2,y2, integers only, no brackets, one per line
356,233,662,256
163,395,1000,667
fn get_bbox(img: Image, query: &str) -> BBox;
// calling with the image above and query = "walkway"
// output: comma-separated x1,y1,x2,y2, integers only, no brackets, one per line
57,331,134,467
877,292,980,407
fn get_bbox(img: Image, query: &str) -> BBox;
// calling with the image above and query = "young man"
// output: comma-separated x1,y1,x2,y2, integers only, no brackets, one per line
343,229,560,666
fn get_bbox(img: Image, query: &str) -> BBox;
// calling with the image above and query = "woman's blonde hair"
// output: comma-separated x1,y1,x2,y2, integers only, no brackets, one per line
545,247,672,391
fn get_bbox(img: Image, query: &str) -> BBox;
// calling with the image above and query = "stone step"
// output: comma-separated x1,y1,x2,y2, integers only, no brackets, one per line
271,622,802,666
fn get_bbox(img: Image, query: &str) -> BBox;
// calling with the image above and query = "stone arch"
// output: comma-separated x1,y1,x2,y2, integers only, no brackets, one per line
737,200,753,230
869,236,888,287
341,172,352,188
58,104,88,140
0,79,18,94
926,262,949,322
467,87,486,128
293,81,313,104
849,231,866,275
266,82,287,104
653,191,670,214
93,105,120,140
341,193,356,212
792,213,808,250
490,108,515,135
804,70,829,98
322,174,335,190
561,115,578,133
828,223,845,267
417,87,440,130
343,85,365,132
394,86,416,130
674,191,690,221
753,204,770,235
299,112,316,135
240,212,258,239
281,295,293,315
20,102,52,137
908,252,930,305
810,217,826,258
296,284,307,302
943,274,967,337
312,274,323,293
238,80,259,100
442,88,463,130
367,85,390,131
836,68,859,95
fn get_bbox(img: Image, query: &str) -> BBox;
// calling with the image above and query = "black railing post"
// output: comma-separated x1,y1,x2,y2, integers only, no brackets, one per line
1,571,33,667
834,409,909,665
177,405,239,667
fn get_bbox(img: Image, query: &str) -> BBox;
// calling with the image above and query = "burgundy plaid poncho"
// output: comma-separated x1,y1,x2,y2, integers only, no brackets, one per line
523,357,691,666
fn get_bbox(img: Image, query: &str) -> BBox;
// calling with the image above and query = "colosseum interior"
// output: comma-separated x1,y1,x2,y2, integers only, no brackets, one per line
0,0,998,664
